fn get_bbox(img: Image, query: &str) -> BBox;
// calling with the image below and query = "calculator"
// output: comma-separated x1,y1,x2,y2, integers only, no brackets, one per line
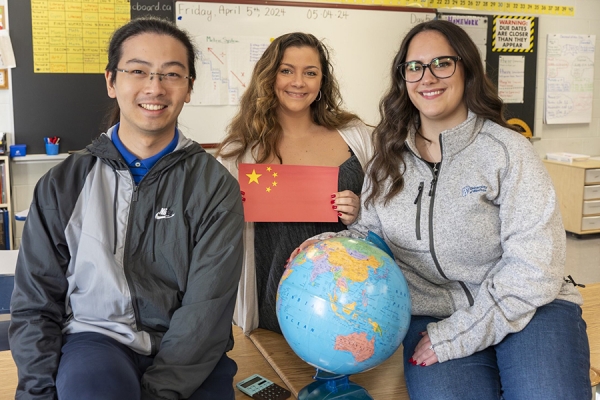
236,374,291,400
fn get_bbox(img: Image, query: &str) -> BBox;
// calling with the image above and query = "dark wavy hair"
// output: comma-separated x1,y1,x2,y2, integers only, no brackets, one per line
104,17,198,129
216,32,360,164
366,19,517,206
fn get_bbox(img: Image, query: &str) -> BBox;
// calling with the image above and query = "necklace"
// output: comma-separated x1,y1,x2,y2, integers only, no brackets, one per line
417,134,440,163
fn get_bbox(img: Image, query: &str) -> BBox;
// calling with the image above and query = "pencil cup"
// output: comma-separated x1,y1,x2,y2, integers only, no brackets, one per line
45,143,59,155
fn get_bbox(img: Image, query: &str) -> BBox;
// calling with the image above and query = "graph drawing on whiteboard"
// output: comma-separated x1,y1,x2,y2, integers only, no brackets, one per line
193,35,270,105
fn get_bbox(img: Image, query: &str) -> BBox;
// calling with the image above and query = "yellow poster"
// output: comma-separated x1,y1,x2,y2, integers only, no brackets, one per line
31,0,130,74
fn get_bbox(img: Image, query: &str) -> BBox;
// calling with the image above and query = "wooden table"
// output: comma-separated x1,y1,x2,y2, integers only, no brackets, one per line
0,351,17,399
0,325,288,400
249,328,407,399
231,326,290,399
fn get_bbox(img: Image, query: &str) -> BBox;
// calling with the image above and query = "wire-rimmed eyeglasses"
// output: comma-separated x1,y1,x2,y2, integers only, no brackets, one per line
115,68,192,88
397,56,462,83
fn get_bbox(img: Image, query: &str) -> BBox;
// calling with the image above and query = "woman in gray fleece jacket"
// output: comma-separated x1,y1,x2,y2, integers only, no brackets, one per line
297,20,591,399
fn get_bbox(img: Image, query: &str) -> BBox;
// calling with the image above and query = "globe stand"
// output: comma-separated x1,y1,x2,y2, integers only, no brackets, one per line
298,369,374,400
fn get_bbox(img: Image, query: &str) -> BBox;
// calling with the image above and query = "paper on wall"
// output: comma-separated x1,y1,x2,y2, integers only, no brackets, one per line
0,31,16,68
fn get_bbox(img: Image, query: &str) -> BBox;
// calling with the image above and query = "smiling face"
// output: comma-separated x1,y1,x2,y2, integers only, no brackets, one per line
274,46,322,117
105,33,192,141
405,30,468,132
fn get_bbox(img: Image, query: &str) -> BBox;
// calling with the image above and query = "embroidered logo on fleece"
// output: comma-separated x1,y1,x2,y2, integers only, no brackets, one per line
461,185,488,197
155,208,175,220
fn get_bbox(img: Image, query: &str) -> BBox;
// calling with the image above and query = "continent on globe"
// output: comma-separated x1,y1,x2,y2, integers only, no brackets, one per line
301,240,384,290
334,332,375,363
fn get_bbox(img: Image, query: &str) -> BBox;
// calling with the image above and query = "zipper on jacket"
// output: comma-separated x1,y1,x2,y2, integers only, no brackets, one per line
427,162,448,281
426,141,475,306
121,177,143,330
150,334,158,355
428,163,439,196
414,182,424,240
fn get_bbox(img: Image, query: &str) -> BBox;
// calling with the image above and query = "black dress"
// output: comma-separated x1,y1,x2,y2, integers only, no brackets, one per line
254,153,364,333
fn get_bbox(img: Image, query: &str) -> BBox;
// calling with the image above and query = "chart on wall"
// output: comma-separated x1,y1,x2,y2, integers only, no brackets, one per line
194,35,271,106
30,0,130,73
544,34,596,124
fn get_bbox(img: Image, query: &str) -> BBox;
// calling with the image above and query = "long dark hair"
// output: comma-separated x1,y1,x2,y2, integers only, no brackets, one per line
216,32,360,164
103,17,198,129
366,19,517,206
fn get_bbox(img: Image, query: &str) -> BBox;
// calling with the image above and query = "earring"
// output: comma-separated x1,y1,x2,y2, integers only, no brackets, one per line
315,90,322,102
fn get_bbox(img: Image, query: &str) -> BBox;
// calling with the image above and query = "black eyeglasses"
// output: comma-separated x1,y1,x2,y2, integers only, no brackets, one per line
115,68,192,88
398,56,462,83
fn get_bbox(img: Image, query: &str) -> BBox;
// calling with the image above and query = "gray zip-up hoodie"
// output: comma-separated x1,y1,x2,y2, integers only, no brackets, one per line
318,112,581,363
9,127,244,399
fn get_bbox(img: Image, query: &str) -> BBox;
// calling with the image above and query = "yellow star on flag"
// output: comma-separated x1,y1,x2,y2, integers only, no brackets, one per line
273,172,278,177
266,187,271,192
246,169,262,184
267,166,272,172
272,181,278,187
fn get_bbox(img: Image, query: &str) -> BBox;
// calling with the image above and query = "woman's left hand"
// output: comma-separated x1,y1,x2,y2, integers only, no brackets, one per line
409,332,439,367
332,190,360,225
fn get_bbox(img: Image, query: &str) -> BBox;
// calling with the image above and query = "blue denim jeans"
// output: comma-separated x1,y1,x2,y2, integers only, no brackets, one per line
56,332,237,400
402,299,591,400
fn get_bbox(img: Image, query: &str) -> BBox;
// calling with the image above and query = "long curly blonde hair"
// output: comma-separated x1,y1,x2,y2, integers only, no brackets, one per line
216,32,360,163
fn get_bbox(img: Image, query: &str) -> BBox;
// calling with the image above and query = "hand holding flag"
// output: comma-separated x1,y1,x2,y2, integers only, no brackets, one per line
239,163,339,222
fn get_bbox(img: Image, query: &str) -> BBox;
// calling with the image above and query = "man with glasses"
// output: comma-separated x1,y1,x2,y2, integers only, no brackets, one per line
9,17,244,400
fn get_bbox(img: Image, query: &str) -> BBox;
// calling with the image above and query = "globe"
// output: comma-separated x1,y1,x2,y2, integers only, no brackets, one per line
276,236,411,381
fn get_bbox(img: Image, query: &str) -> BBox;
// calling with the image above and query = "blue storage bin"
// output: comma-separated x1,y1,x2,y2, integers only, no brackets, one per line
10,144,27,157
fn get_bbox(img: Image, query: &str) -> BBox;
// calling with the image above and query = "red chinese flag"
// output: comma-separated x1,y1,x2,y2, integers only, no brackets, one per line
239,163,339,222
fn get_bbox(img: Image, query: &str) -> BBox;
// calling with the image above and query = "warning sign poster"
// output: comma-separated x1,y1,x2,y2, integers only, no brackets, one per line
493,17,534,52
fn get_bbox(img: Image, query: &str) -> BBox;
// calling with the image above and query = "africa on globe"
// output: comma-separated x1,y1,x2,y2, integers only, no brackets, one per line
276,236,411,377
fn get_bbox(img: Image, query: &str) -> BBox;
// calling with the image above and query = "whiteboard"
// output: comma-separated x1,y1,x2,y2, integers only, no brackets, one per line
175,1,436,144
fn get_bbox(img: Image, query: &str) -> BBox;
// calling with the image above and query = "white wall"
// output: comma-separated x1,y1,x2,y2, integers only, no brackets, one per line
5,0,600,247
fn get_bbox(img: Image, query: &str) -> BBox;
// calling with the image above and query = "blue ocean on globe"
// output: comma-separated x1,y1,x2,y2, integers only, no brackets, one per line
276,236,411,376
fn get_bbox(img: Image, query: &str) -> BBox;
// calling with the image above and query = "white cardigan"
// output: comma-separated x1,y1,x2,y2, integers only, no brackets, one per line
218,121,374,334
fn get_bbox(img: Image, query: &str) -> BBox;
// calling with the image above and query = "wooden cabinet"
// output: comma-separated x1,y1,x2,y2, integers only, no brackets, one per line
543,159,600,235
0,156,12,249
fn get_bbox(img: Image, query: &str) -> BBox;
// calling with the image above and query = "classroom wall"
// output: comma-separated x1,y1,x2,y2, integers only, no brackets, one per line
5,0,600,247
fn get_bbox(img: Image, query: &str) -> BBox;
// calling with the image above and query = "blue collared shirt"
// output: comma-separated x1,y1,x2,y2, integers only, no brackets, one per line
111,123,179,185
